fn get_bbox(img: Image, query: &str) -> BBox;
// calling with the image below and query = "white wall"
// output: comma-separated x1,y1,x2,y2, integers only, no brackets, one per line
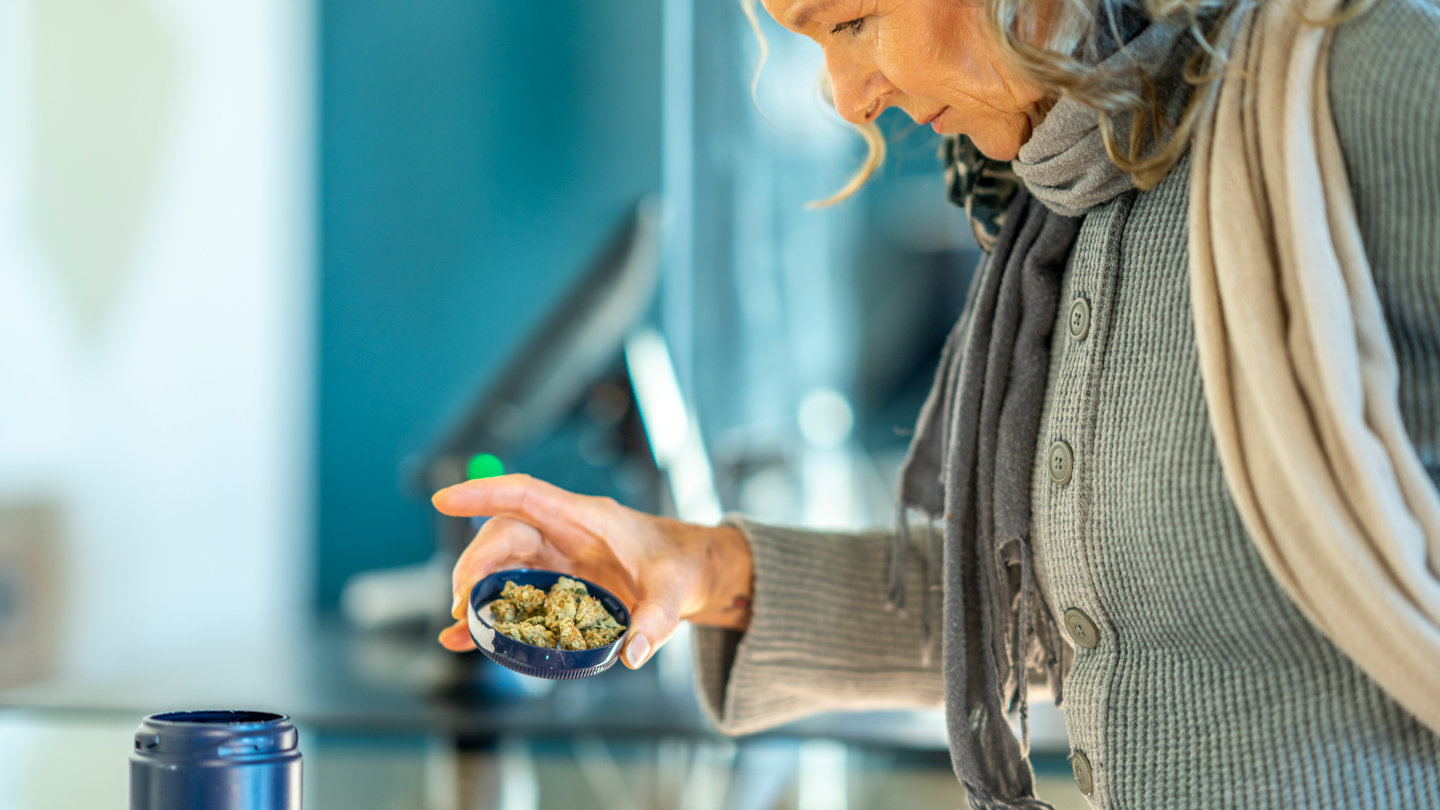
0,0,312,682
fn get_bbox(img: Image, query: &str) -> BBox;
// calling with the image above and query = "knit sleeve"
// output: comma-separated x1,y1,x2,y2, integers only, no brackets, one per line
1328,0,1440,486
690,516,944,736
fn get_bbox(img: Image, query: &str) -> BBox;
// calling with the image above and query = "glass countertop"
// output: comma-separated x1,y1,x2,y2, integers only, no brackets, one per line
0,618,1086,809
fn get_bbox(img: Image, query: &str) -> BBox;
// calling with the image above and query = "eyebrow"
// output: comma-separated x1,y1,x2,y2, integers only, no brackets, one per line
785,0,836,30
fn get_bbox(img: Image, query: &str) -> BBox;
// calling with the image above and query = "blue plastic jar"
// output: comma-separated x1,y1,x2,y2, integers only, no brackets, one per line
130,711,302,810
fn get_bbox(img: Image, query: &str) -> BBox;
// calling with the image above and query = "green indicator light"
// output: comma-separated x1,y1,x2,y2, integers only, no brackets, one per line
466,453,506,480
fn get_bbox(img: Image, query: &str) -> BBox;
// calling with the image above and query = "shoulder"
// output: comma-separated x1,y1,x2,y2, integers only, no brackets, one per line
1327,0,1440,265
1329,0,1440,147
1326,0,1440,479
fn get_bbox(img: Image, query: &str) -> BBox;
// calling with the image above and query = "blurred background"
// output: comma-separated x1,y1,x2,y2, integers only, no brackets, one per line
0,0,1083,807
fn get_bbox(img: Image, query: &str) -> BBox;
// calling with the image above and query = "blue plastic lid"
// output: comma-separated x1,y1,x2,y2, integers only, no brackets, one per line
467,569,631,680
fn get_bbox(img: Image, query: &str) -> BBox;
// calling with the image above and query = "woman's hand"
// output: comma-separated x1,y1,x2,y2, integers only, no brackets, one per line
434,474,753,668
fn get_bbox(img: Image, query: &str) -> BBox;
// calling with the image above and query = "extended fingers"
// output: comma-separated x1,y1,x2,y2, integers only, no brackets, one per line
434,474,568,520
434,475,617,548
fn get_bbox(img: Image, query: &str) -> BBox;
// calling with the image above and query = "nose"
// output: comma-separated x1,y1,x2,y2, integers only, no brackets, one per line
823,50,891,124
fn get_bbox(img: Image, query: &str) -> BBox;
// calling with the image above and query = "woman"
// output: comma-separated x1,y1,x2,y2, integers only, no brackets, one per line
436,0,1440,806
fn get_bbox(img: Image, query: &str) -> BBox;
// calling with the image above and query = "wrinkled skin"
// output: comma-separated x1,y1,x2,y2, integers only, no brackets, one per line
763,0,1053,159
437,475,752,669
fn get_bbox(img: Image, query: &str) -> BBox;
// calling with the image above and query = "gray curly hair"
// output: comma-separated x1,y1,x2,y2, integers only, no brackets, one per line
742,0,1367,207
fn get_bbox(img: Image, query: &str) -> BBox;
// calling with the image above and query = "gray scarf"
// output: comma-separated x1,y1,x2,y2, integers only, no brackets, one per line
890,17,1191,810
1014,20,1191,216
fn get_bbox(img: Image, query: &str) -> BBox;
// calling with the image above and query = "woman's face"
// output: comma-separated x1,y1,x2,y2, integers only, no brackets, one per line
762,0,1051,160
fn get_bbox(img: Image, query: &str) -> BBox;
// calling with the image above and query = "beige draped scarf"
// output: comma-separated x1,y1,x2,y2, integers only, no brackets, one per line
1189,0,1440,735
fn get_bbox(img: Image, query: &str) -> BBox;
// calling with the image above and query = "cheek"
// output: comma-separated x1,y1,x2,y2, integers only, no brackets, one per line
874,5,993,100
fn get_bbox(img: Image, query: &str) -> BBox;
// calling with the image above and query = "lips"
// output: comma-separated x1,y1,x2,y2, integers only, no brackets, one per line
922,107,948,130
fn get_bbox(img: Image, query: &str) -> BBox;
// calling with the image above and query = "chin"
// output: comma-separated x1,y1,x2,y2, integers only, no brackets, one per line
965,128,1025,162
956,117,1033,162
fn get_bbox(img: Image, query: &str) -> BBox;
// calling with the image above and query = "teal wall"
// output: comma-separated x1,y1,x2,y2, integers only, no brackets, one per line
317,0,662,607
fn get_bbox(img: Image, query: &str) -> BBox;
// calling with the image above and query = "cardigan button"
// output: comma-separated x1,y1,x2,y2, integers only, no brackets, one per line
1047,441,1074,486
1071,749,1094,795
1068,297,1091,341
1064,608,1100,649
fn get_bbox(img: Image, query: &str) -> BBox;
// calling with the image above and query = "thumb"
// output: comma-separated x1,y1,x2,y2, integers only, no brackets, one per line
622,589,686,669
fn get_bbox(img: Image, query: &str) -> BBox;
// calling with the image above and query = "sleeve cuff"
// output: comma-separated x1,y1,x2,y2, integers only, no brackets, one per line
690,515,944,736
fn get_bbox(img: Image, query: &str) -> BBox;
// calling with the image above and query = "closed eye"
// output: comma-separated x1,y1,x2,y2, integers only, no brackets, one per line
830,18,864,36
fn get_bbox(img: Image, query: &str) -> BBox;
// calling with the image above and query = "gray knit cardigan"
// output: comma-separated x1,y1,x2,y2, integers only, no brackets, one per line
690,0,1440,806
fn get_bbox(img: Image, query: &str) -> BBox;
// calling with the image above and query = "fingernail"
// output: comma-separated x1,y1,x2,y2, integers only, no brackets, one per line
451,592,463,619
625,633,651,668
